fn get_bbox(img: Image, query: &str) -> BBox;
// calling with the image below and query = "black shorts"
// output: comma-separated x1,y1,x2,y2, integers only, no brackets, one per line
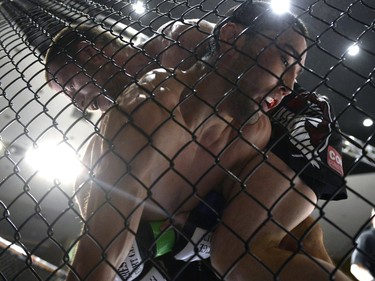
268,87,347,201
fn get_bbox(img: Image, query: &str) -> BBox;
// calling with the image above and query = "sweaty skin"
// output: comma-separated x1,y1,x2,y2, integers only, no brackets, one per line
66,22,306,281
47,20,215,113
59,18,333,262
45,16,350,281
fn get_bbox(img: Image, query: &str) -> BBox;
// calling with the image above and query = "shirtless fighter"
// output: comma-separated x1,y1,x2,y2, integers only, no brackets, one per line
44,1,349,280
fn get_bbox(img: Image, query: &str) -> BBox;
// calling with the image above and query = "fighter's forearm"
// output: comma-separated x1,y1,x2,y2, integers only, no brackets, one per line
68,170,147,281
279,216,334,265
66,232,120,281
67,200,144,281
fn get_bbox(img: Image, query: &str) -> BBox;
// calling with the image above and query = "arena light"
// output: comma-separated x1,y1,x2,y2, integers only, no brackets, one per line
25,141,82,183
132,1,146,14
271,0,290,14
347,44,360,56
363,118,373,127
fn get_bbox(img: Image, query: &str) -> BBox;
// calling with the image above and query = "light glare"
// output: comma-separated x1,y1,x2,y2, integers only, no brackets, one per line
347,44,360,56
133,1,146,14
271,0,290,14
363,118,373,127
26,142,82,183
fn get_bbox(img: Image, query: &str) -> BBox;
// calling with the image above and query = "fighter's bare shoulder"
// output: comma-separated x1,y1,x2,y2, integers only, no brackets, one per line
158,19,215,37
115,68,184,116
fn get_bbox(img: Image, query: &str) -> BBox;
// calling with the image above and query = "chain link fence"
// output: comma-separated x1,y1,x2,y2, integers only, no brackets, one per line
0,0,374,280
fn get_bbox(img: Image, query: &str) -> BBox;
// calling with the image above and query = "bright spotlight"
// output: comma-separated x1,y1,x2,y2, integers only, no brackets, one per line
347,44,360,56
363,118,373,127
271,0,290,14
132,1,146,14
25,141,82,183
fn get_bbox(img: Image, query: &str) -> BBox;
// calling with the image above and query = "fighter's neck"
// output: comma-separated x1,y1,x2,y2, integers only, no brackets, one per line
175,62,242,131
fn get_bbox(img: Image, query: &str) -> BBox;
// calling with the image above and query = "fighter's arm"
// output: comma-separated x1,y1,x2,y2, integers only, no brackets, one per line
141,19,215,69
279,210,334,264
66,73,177,281
72,137,98,218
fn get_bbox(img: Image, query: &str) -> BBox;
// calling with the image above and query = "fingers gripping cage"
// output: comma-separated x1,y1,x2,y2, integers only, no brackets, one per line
0,0,374,280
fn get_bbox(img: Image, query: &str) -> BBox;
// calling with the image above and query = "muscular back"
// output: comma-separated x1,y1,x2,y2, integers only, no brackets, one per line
76,65,271,221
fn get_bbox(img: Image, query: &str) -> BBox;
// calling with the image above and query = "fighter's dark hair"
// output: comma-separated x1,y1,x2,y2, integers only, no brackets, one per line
44,23,122,84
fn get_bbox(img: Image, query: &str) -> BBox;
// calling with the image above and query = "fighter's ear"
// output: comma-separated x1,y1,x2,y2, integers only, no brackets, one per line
76,41,102,65
218,22,242,52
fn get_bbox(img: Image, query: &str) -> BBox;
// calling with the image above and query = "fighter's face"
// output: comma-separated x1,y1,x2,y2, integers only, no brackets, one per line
49,60,112,112
234,26,307,113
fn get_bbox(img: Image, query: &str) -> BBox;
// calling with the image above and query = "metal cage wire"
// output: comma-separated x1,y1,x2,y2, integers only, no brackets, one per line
0,0,374,280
